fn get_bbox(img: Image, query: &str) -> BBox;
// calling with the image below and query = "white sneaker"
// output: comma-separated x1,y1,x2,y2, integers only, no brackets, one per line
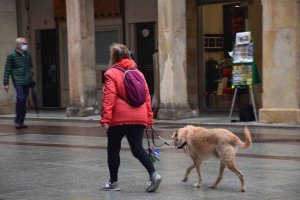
146,172,161,192
101,181,121,191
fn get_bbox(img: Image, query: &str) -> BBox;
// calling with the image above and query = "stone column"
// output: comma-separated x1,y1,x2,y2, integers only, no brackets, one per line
65,0,97,117
259,0,300,123
156,0,193,119
186,0,199,111
0,0,17,114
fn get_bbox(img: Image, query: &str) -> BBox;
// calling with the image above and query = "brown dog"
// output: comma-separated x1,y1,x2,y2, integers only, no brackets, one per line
172,125,252,192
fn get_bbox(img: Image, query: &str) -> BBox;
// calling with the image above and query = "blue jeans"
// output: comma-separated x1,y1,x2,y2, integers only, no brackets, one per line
14,85,30,124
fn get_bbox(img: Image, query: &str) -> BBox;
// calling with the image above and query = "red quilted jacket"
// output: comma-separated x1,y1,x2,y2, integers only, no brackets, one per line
100,58,154,127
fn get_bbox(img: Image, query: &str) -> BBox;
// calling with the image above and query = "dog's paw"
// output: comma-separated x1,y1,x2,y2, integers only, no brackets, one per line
209,185,216,189
240,188,245,192
193,183,201,188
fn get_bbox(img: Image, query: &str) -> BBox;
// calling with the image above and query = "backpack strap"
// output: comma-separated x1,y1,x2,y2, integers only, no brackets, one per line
114,66,126,72
113,66,128,103
114,66,137,72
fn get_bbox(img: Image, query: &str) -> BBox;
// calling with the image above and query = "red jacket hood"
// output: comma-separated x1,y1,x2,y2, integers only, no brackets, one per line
113,58,137,69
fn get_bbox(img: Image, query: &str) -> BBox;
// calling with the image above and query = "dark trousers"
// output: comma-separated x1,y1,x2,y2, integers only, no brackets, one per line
14,85,29,124
107,125,155,183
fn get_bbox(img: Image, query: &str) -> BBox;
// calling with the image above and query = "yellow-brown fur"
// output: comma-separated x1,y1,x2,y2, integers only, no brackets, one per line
172,125,252,192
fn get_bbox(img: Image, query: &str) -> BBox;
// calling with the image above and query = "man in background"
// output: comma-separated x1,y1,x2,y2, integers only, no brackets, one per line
3,37,33,129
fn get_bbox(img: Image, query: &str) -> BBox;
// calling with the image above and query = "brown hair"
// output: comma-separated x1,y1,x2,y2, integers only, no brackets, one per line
109,43,130,65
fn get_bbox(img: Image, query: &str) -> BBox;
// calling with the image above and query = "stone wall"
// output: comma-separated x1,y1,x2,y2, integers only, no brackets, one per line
259,0,300,123
0,0,18,114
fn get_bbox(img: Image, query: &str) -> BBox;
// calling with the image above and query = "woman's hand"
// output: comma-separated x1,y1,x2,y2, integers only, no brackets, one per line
147,125,154,129
103,124,109,130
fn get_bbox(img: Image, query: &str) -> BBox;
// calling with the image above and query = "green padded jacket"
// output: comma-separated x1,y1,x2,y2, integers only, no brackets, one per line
3,50,33,86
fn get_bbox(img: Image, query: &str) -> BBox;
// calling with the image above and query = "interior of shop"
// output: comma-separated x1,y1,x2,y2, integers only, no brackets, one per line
201,1,250,110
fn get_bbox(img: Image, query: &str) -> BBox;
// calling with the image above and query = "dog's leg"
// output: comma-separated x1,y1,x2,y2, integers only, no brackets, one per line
182,163,195,182
192,159,202,188
226,160,245,192
209,161,225,189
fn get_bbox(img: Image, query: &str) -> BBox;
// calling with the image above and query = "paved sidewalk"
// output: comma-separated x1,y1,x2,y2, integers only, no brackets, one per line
0,109,299,200
0,120,299,200
1,109,299,129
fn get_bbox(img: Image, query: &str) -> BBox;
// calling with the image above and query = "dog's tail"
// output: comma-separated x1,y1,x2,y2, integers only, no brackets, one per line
239,127,252,148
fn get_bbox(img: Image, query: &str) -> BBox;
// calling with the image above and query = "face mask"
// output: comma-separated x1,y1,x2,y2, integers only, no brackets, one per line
20,44,28,51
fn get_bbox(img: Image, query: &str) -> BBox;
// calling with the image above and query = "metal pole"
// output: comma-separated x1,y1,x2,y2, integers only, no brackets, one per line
228,87,238,122
249,85,258,121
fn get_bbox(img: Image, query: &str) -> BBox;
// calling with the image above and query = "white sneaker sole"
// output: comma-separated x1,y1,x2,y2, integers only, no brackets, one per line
101,188,121,191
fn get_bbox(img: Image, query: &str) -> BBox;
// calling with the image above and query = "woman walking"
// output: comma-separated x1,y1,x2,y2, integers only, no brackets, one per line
100,43,161,192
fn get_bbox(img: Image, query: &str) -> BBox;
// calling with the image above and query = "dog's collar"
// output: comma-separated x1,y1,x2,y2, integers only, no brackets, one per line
177,142,187,149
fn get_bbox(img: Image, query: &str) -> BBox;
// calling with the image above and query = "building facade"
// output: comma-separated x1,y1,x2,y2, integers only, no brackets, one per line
0,0,299,123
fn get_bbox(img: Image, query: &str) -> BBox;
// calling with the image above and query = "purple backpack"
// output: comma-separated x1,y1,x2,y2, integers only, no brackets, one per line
115,67,146,107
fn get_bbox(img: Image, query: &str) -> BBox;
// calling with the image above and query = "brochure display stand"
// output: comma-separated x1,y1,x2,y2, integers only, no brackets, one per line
228,32,260,122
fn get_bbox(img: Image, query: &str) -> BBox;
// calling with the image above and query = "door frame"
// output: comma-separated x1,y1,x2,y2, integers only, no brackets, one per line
38,29,61,107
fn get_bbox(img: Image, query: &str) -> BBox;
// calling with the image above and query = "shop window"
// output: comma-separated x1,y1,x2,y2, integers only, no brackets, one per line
202,2,249,110
95,28,120,65
223,3,245,57
60,28,120,89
